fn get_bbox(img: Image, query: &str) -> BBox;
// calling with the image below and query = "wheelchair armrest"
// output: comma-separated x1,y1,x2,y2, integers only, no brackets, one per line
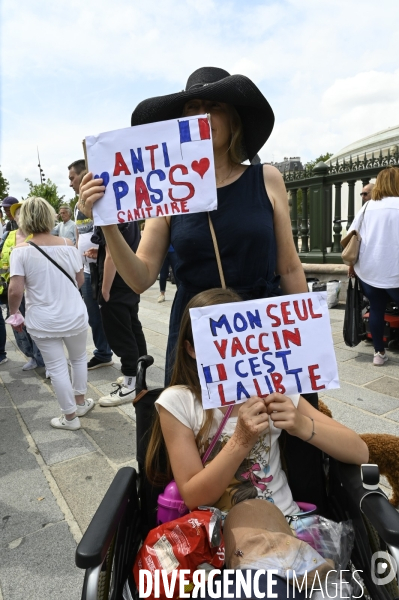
136,355,155,392
335,462,399,546
75,467,137,569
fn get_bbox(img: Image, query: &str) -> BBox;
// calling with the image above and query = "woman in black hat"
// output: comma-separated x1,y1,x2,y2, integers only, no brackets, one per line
79,67,308,384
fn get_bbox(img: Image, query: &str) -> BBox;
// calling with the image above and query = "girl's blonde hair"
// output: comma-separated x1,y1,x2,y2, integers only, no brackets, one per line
372,167,399,200
19,196,57,234
145,287,242,486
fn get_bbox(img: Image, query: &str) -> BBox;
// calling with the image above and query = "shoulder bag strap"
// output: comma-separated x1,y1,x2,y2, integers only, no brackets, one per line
357,201,369,233
28,241,77,287
201,404,234,464
207,213,226,289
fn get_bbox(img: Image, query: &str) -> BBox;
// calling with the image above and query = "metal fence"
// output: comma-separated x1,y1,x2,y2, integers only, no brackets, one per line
283,150,399,264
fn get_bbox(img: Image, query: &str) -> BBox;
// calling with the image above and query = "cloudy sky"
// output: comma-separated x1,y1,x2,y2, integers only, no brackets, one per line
1,0,399,202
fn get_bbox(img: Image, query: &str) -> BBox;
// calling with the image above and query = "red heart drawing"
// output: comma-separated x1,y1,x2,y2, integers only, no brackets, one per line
191,158,210,179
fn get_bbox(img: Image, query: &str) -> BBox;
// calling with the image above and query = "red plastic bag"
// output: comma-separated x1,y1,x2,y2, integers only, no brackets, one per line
133,508,224,600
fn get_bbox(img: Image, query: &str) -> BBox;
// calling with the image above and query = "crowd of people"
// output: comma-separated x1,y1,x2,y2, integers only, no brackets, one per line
0,160,150,429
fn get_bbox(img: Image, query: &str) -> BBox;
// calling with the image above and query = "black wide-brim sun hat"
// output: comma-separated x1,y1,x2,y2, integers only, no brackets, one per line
131,67,274,162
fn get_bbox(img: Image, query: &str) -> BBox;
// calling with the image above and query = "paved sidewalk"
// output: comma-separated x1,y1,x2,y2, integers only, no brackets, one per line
1,283,399,599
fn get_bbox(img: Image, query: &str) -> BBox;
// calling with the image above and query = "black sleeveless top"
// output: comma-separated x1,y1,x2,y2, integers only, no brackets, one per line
171,163,279,296
165,163,281,383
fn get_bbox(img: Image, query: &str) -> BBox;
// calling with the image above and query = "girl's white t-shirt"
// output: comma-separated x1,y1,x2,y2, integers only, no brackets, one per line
156,386,299,516
349,197,399,288
10,244,88,338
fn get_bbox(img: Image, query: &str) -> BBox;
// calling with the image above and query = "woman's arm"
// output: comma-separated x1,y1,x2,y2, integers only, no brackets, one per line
102,246,116,301
159,397,270,510
79,174,170,293
8,275,25,314
265,393,369,465
263,165,308,294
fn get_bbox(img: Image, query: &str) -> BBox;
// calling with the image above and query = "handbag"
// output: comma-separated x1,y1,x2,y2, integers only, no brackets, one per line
157,404,234,524
343,276,366,347
340,201,369,266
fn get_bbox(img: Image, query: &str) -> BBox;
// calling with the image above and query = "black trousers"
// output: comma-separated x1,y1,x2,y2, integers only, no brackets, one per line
100,288,147,377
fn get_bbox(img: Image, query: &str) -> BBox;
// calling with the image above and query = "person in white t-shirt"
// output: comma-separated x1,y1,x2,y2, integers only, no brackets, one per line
348,167,399,366
8,196,94,431
145,288,368,518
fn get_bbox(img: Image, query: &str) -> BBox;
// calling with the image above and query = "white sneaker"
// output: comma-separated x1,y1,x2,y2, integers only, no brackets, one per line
22,358,38,371
99,384,136,407
76,398,95,417
0,357,8,365
373,352,388,366
157,294,165,303
50,415,81,430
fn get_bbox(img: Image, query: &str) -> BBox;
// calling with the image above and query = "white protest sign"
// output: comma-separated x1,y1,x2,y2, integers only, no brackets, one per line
85,114,217,225
190,292,339,409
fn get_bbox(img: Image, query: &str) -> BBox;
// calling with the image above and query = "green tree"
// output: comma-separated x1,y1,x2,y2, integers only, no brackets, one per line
23,178,65,213
68,195,79,214
0,168,10,199
304,152,334,174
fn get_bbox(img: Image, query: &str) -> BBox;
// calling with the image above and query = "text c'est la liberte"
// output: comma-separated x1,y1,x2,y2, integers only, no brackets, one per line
99,144,197,220
206,298,326,403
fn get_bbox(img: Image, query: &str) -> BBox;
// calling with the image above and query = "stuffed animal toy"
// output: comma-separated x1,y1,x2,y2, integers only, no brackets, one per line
318,400,399,507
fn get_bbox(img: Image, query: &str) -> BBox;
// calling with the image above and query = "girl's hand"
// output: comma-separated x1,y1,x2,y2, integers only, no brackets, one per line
265,393,310,439
232,396,269,449
78,172,106,219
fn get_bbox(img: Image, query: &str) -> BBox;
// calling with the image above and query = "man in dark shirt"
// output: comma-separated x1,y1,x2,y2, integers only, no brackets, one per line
93,223,147,406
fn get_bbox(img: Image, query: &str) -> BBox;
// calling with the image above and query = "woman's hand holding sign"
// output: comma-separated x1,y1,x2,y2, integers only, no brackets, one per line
78,172,105,219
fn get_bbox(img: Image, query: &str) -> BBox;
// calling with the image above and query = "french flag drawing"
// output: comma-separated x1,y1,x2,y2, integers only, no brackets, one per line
179,118,211,144
202,363,227,384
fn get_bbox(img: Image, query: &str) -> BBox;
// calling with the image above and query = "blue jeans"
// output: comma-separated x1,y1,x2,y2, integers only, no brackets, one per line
359,279,399,352
82,271,113,362
0,307,7,361
12,297,45,367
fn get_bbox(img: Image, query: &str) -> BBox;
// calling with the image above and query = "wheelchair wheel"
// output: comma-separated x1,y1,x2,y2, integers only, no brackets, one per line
97,535,116,600
363,515,399,600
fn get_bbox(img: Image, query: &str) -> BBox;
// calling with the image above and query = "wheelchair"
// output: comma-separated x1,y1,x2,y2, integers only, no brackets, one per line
76,355,399,600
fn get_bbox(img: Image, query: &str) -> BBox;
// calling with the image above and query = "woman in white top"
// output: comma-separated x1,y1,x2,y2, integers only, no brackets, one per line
145,288,368,517
8,197,93,430
348,167,399,366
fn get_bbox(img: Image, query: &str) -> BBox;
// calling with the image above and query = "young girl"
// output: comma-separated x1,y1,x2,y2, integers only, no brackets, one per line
146,288,368,517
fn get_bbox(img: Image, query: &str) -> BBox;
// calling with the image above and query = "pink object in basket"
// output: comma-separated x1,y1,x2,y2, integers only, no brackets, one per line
157,480,189,524
5,313,25,326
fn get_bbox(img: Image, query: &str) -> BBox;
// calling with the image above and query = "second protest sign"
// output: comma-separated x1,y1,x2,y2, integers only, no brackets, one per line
190,292,339,409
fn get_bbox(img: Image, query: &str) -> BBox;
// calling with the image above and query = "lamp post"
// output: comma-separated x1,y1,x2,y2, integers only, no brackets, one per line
37,148,46,184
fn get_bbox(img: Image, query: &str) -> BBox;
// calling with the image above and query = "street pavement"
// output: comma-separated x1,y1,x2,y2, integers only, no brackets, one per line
1,282,399,600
